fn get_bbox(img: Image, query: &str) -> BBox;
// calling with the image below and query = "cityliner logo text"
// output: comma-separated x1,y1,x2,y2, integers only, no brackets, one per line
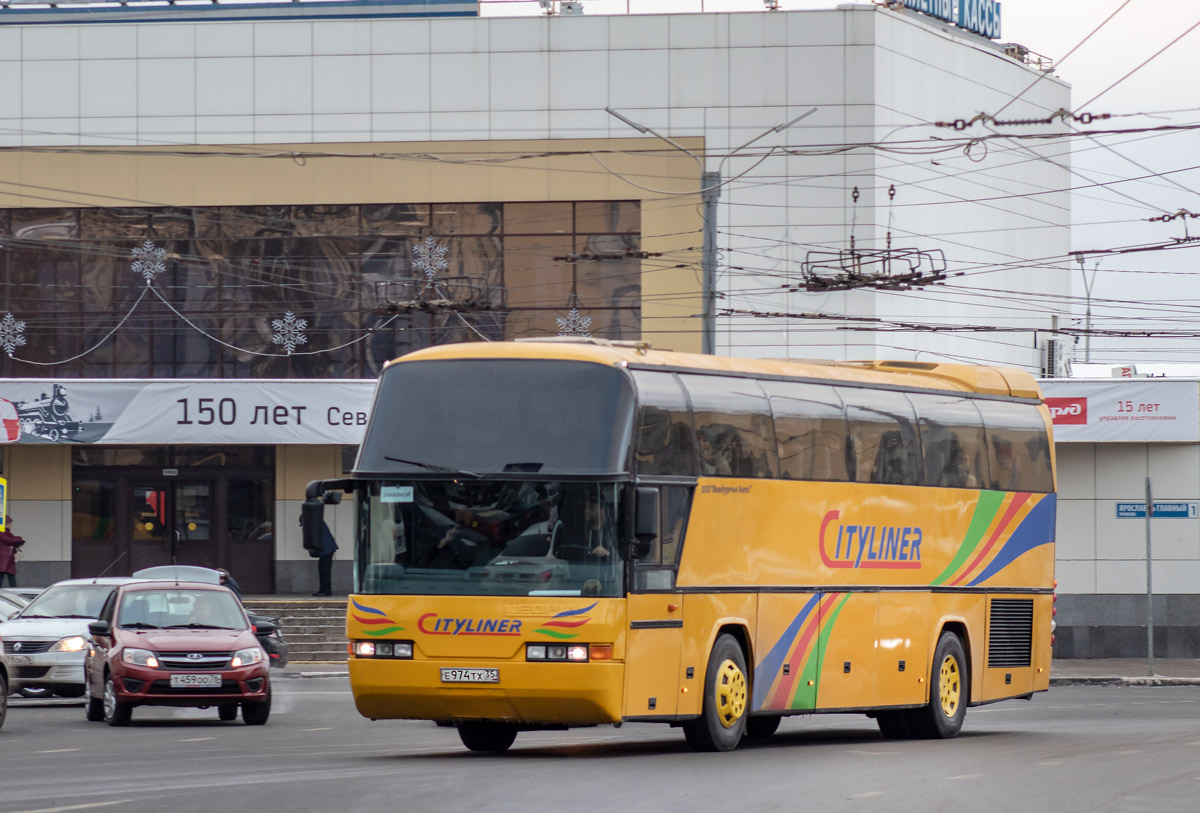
818,510,922,570
418,613,523,636
1045,397,1088,425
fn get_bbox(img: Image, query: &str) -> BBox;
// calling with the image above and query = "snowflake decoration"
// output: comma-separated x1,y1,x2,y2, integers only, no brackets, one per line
413,236,449,281
0,312,27,357
556,308,592,338
130,240,167,283
271,311,308,355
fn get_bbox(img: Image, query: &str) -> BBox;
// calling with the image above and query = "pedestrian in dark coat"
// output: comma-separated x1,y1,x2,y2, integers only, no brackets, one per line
315,521,337,597
0,515,26,588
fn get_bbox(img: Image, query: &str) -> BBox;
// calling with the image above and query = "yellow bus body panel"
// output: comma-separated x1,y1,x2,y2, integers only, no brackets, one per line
347,595,626,724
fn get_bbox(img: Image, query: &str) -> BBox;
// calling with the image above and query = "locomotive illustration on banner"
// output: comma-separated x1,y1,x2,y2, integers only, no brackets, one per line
12,384,82,443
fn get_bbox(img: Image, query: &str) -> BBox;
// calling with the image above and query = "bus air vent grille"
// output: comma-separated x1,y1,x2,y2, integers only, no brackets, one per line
988,598,1033,669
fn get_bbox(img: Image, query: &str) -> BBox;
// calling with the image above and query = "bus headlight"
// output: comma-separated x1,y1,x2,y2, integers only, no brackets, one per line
527,643,597,662
354,640,412,659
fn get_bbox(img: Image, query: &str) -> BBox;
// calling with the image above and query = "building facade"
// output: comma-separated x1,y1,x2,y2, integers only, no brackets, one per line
0,2,1071,592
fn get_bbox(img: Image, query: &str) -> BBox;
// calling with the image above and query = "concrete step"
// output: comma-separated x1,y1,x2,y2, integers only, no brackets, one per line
245,599,350,662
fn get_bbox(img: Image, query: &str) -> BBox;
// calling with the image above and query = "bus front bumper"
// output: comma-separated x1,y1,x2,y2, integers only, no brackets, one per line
350,658,625,726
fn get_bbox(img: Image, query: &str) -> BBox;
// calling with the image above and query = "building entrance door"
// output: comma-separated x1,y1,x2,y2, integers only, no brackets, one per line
130,480,215,573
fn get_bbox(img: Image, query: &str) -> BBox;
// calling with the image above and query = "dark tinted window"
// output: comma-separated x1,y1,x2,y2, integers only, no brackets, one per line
357,360,635,475
909,393,987,490
633,371,697,477
763,380,850,481
980,401,1054,493
843,388,921,485
681,375,778,479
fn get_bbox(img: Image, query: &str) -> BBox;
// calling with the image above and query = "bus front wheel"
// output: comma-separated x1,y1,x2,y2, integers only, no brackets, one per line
458,721,518,753
912,631,968,739
683,634,749,752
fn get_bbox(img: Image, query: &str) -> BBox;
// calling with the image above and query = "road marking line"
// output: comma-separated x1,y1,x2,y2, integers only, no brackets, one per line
1037,761,1066,766
854,792,885,798
10,801,132,813
846,749,895,756
1117,750,1142,755
948,774,982,780
301,727,333,732
178,737,216,742
32,749,81,754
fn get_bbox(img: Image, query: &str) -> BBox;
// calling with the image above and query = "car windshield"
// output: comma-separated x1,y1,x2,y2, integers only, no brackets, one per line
18,583,116,619
119,589,247,631
355,480,624,597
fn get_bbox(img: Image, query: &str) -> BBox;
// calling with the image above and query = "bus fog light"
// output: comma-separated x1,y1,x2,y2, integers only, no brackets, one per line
567,645,588,662
376,642,394,657
548,645,567,660
355,641,376,657
393,642,413,659
527,645,547,660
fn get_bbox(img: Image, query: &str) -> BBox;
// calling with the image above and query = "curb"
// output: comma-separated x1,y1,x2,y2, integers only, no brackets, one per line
278,670,350,679
1050,676,1200,687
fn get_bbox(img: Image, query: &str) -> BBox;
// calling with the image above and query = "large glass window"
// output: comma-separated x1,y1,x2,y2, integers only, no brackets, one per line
764,380,850,481
0,202,641,379
909,392,988,490
681,375,778,479
357,359,635,476
356,480,625,597
979,401,1055,493
633,371,696,477
843,388,922,486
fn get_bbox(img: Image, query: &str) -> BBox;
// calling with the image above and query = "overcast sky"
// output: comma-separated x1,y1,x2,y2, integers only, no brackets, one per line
484,1,1200,372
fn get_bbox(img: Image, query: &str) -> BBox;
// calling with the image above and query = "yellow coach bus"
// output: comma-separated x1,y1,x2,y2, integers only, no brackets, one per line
302,339,1056,752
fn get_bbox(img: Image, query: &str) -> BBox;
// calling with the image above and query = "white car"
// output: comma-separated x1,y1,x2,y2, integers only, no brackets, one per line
0,578,144,698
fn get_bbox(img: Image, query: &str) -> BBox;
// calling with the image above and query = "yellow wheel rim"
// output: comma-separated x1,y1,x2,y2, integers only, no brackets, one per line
714,658,747,728
939,654,961,718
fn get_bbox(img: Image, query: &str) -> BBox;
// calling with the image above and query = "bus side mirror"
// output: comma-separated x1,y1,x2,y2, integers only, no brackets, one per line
632,487,660,559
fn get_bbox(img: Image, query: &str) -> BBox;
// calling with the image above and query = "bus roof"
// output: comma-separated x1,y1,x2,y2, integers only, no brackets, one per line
387,340,1042,400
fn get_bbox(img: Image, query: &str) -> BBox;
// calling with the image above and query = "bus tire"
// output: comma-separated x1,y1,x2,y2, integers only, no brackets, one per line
912,631,968,739
682,634,749,752
458,721,518,753
745,715,781,739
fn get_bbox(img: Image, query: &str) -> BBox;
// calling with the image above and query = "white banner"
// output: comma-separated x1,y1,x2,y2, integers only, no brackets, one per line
0,380,378,445
1040,380,1200,443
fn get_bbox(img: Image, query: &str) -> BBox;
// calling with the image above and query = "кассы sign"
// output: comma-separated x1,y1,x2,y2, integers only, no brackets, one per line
904,0,1002,40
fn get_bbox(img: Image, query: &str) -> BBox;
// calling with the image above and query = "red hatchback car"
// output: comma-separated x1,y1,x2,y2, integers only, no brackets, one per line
84,581,271,726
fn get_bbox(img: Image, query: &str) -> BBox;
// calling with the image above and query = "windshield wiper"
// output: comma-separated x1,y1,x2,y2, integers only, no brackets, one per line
384,456,480,478
119,622,159,629
164,623,231,630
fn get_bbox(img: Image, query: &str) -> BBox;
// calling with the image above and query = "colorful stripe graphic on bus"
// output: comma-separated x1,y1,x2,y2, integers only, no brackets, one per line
532,602,597,640
351,599,405,637
754,593,850,712
932,492,1055,587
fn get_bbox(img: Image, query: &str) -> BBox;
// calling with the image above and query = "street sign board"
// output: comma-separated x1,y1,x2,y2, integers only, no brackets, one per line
1116,502,1199,519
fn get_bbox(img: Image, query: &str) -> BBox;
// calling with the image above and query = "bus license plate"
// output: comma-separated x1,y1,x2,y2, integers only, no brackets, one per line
170,674,222,688
440,668,499,684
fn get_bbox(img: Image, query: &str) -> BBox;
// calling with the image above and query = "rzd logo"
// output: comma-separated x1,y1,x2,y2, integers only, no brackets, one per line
1046,397,1087,425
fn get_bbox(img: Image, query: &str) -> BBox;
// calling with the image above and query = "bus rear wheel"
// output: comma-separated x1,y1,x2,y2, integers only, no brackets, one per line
910,631,968,739
683,634,749,752
458,721,518,753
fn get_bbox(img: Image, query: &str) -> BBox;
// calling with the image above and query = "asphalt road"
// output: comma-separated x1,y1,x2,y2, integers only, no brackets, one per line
1,681,1199,813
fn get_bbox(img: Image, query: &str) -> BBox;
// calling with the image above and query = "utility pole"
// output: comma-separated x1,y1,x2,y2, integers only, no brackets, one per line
701,170,720,355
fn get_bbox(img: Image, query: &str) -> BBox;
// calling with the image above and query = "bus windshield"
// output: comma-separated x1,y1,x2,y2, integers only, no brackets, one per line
355,359,636,476
354,480,625,597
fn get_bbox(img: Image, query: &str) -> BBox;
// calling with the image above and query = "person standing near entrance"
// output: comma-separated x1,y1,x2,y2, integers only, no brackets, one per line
314,519,337,597
0,515,25,587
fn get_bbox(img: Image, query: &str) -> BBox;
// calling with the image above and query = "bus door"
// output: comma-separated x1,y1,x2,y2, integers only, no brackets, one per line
623,485,690,718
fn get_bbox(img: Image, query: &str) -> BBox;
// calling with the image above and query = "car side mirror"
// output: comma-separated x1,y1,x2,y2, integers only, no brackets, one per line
631,487,660,560
88,620,111,637
253,619,276,636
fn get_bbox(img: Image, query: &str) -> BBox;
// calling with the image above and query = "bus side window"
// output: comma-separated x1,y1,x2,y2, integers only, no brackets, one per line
841,388,921,486
908,393,988,489
680,374,778,479
762,381,849,481
979,401,1054,493
632,371,697,477
633,486,691,591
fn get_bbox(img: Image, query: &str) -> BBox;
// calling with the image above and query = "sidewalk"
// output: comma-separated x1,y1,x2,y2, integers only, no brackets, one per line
272,659,1200,684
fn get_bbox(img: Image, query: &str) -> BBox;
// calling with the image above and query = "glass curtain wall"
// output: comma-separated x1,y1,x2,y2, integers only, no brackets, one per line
0,202,642,379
